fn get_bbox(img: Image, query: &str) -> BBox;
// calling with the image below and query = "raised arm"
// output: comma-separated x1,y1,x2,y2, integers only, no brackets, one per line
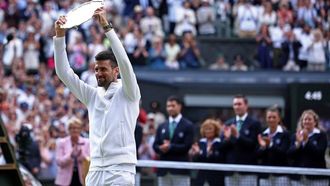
54,16,95,106
94,8,141,101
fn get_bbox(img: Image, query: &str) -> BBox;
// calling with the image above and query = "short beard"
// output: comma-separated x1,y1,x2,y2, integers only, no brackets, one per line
98,80,111,89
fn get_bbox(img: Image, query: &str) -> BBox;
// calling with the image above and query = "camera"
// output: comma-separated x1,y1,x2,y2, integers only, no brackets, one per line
15,125,32,163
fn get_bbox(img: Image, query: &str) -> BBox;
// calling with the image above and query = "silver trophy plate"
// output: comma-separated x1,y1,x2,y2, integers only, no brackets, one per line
61,0,104,29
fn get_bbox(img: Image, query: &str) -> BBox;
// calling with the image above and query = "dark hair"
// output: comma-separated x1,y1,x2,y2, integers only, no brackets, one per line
234,54,243,61
167,95,183,105
266,105,283,126
234,94,248,104
95,50,118,67
6,33,14,43
266,105,281,115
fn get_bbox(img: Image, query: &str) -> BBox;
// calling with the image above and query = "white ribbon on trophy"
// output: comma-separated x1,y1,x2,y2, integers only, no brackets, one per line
60,0,104,29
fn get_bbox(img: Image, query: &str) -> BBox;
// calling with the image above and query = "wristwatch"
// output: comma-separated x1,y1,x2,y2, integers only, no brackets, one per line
103,23,113,32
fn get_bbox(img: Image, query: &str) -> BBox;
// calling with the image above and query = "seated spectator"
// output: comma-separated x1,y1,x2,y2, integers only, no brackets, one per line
258,1,276,27
214,0,232,38
236,1,258,38
123,0,139,19
209,54,229,70
107,4,123,31
174,1,197,36
297,24,313,70
319,7,329,32
325,30,330,70
269,19,289,69
257,106,290,186
23,27,40,75
87,34,106,61
288,110,328,186
307,29,326,71
196,0,216,36
277,2,293,26
230,54,248,71
67,33,88,76
140,6,164,44
123,19,139,61
190,119,225,186
2,28,23,76
148,100,166,128
131,27,149,66
37,127,57,182
164,34,180,70
297,0,318,29
282,30,301,71
132,5,144,25
138,121,156,176
80,62,97,87
138,127,156,161
166,0,185,34
178,32,202,69
256,24,272,69
148,36,166,69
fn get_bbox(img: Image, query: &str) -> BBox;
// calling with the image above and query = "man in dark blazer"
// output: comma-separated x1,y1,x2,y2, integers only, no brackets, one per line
153,96,194,186
222,95,261,186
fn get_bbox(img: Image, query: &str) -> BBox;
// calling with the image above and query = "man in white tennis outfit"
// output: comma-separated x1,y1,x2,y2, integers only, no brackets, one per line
54,8,141,185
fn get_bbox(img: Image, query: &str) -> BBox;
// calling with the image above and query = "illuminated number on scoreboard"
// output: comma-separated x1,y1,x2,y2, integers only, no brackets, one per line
304,91,322,101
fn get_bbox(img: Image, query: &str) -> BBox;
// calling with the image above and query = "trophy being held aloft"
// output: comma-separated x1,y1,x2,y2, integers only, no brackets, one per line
60,0,104,29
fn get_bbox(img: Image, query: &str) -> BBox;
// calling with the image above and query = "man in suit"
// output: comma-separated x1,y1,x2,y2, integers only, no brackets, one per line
153,96,194,186
223,95,261,186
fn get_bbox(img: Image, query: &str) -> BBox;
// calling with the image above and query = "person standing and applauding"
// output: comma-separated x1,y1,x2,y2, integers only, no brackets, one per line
223,95,261,186
55,117,90,186
288,110,328,186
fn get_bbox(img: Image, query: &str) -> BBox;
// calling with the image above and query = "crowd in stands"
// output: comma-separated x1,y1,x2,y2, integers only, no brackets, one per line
1,0,330,73
0,0,329,185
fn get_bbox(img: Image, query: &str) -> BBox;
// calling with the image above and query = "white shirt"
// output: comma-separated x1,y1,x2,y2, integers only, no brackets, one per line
2,38,23,66
236,113,248,123
54,30,141,173
169,113,183,125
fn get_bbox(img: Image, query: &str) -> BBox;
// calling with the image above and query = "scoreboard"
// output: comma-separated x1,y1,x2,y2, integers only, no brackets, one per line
290,83,330,130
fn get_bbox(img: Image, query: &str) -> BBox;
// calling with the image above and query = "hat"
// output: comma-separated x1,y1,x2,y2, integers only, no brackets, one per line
27,26,35,34
147,113,155,120
134,5,142,12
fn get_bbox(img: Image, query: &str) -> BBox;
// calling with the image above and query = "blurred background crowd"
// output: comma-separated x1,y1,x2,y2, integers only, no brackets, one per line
0,0,329,185
1,0,330,72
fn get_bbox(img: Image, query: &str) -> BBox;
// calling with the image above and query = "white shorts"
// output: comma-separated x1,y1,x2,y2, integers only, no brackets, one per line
86,170,135,186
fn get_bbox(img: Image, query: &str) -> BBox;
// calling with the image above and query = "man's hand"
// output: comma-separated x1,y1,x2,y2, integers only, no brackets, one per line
159,140,170,153
55,16,67,37
223,126,231,140
230,124,238,138
93,7,109,27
